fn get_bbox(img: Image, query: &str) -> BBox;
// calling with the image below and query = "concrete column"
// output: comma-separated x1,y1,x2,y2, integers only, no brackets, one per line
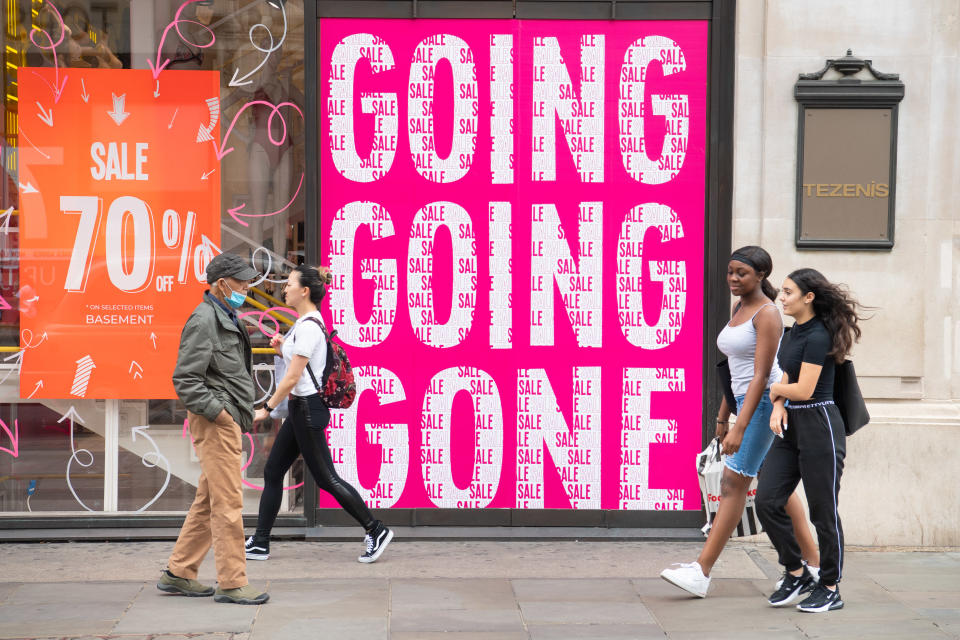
129,0,156,70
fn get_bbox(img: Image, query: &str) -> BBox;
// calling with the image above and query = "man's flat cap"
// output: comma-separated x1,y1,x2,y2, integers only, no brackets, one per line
206,252,259,283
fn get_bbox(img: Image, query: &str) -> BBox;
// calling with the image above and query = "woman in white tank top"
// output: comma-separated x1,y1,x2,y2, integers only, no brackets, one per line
661,246,820,597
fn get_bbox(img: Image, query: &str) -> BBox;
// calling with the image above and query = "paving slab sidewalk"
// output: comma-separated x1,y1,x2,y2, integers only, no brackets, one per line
0,540,957,639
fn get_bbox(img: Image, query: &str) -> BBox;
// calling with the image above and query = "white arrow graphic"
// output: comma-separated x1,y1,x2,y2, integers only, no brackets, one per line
71,355,95,397
229,1,288,88
201,169,216,181
58,405,85,427
195,97,220,143
36,102,54,127
80,78,90,103
18,128,50,160
26,380,43,398
0,207,13,233
191,234,221,282
0,351,22,386
131,425,171,512
153,79,160,98
149,332,158,349
60,406,94,512
21,330,48,349
168,107,179,129
253,366,276,406
107,93,130,125
19,182,38,194
129,360,143,380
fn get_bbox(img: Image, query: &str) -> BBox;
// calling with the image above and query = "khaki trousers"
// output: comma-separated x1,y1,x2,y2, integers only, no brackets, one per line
168,411,247,589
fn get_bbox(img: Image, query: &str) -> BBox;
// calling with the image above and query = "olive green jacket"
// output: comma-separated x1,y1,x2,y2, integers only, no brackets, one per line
172,292,254,431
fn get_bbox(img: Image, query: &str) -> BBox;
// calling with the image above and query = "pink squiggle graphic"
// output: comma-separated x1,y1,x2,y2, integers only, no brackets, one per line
241,432,303,491
0,418,19,458
29,2,68,103
239,307,299,338
213,100,303,161
215,100,304,225
229,172,305,227
147,1,217,80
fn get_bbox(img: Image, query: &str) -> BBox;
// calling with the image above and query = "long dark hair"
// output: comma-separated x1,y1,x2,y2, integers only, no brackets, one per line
293,264,332,305
730,245,778,301
787,268,868,363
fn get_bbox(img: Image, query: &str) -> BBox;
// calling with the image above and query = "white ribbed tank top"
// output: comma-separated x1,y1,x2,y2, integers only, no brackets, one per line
716,303,783,397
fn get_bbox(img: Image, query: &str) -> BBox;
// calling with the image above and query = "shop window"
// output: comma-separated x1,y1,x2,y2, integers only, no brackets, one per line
0,0,305,516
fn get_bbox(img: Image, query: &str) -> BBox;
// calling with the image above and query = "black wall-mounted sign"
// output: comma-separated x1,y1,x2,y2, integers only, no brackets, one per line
795,50,905,250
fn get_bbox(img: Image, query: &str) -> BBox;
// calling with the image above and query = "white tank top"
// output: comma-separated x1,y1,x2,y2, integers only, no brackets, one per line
716,303,783,397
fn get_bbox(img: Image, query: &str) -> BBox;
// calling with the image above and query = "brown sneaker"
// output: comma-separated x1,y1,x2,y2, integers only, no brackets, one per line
213,584,270,605
156,569,215,597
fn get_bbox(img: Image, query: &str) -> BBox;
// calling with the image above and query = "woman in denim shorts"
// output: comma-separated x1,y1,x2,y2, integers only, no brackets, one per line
661,246,818,598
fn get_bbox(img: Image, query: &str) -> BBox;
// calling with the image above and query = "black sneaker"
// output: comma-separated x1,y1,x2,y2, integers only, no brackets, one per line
768,567,815,607
357,523,393,564
797,583,844,612
245,535,269,561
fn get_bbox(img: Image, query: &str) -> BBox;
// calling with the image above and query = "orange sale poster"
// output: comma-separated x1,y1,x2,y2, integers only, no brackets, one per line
18,69,222,399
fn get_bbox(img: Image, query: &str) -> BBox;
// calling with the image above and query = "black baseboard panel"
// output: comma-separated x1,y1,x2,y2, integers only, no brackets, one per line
0,510,706,541
313,508,705,529
307,525,705,541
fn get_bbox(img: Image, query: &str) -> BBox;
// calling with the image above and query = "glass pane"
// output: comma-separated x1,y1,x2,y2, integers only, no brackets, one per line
115,397,303,514
0,0,306,516
0,401,104,512
116,399,194,512
243,402,305,515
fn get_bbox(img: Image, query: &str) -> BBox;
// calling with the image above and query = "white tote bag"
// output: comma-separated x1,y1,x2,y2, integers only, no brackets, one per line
697,437,764,537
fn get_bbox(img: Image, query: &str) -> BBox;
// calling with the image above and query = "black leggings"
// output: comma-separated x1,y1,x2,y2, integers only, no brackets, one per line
255,393,376,538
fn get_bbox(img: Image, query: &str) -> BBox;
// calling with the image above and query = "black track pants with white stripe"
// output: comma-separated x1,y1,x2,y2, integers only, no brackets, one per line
756,401,846,586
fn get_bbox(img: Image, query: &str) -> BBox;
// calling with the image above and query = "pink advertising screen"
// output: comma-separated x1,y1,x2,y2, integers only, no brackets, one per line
319,19,707,511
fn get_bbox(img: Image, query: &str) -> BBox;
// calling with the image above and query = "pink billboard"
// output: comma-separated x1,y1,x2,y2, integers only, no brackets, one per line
319,19,706,511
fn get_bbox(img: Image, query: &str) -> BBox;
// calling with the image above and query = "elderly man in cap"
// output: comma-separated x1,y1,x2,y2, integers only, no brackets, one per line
157,252,269,605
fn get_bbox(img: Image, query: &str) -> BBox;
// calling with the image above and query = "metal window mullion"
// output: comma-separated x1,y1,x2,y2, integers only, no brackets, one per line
103,399,119,511
305,0,320,530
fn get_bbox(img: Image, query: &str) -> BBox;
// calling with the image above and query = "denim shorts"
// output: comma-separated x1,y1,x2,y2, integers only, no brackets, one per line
723,391,776,477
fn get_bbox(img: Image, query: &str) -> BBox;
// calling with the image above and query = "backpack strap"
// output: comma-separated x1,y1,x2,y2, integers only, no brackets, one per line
296,316,329,392
305,362,322,392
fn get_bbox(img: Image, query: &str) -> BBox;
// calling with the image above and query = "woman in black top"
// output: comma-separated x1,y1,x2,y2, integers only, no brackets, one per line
757,268,866,613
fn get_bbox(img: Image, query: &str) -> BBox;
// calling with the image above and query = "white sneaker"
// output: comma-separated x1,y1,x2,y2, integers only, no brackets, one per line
660,561,710,598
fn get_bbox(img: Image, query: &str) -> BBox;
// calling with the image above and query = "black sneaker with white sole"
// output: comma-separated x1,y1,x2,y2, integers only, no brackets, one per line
245,535,269,561
767,567,815,607
357,523,393,564
797,583,844,612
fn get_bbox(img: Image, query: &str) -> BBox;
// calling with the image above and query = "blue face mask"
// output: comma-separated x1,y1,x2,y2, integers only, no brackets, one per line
221,282,246,309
